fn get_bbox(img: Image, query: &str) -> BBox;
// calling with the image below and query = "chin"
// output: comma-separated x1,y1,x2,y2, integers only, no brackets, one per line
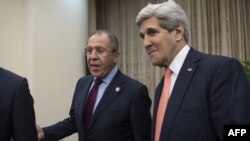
90,72,98,77
150,59,160,66
150,62,160,67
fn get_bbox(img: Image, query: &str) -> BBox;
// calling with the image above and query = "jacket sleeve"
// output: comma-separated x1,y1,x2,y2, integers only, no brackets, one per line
12,79,38,141
209,58,250,141
42,80,82,141
130,85,152,141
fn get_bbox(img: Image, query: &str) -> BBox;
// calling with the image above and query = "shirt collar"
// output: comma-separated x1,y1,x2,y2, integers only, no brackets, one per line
169,44,190,75
94,65,118,85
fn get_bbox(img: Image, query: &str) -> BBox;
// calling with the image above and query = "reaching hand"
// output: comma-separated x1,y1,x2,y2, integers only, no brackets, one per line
36,124,45,141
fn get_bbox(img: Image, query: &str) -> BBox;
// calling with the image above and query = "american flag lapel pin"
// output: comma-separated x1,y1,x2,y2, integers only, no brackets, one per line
187,68,193,72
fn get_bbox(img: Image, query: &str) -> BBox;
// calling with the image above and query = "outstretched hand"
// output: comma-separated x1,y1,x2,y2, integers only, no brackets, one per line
36,124,45,141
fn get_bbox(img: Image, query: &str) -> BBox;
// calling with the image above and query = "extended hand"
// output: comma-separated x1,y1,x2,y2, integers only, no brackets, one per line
36,124,45,141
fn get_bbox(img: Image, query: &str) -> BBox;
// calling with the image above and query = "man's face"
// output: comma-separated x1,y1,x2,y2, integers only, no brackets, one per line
86,33,119,78
139,16,180,67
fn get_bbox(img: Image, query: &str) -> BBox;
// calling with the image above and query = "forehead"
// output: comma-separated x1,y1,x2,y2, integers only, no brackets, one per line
87,33,110,47
139,17,160,31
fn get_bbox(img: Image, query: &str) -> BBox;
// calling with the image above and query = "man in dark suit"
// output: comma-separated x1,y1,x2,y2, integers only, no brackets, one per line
136,1,250,141
37,30,151,141
0,67,37,141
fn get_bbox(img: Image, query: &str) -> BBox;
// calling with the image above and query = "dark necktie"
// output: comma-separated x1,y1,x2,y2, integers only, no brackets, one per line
84,79,102,129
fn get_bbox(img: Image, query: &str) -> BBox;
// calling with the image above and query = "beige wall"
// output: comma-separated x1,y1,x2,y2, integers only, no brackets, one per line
0,0,88,140
0,0,28,77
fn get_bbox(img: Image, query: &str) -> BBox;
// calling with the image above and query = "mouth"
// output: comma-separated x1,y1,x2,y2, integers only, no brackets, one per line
148,50,158,56
89,64,101,71
146,46,158,56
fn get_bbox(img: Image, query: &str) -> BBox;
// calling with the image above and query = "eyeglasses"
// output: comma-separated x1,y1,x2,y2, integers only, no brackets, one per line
84,47,114,56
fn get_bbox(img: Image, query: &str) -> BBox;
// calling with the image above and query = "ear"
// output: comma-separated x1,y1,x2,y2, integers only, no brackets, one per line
175,24,184,42
114,52,120,63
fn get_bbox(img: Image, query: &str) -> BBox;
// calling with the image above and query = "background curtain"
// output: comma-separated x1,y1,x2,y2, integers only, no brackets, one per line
176,0,250,60
94,0,250,102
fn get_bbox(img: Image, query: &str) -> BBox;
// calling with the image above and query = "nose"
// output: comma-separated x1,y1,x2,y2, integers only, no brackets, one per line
143,36,152,48
88,50,99,59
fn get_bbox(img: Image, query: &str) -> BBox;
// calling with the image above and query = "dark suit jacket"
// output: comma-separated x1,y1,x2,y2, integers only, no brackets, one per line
152,48,250,141
0,68,37,141
43,70,152,141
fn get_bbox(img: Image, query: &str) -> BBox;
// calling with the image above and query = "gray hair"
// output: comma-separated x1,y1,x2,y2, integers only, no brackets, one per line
88,30,119,52
136,0,189,42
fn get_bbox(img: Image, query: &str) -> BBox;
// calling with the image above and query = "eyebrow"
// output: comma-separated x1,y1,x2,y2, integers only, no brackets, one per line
139,27,158,38
146,27,158,32
86,45,103,48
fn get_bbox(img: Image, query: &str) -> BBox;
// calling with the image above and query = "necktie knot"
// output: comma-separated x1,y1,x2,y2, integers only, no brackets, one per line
93,79,102,87
165,68,172,78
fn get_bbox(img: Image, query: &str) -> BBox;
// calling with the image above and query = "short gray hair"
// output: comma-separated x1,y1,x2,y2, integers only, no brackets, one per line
88,30,119,52
136,0,189,42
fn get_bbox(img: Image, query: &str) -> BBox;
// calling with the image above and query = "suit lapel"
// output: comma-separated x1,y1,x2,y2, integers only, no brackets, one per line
87,71,124,129
79,76,94,128
159,48,202,140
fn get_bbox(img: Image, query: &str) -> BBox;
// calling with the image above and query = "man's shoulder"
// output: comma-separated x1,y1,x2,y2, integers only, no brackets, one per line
190,48,240,65
77,75,93,84
0,68,28,96
119,71,146,87
0,67,25,84
79,75,92,80
203,53,241,68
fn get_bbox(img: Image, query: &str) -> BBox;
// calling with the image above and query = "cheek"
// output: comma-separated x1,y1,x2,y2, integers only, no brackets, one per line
99,56,112,68
86,57,91,66
159,36,174,51
150,37,161,46
161,46,172,59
